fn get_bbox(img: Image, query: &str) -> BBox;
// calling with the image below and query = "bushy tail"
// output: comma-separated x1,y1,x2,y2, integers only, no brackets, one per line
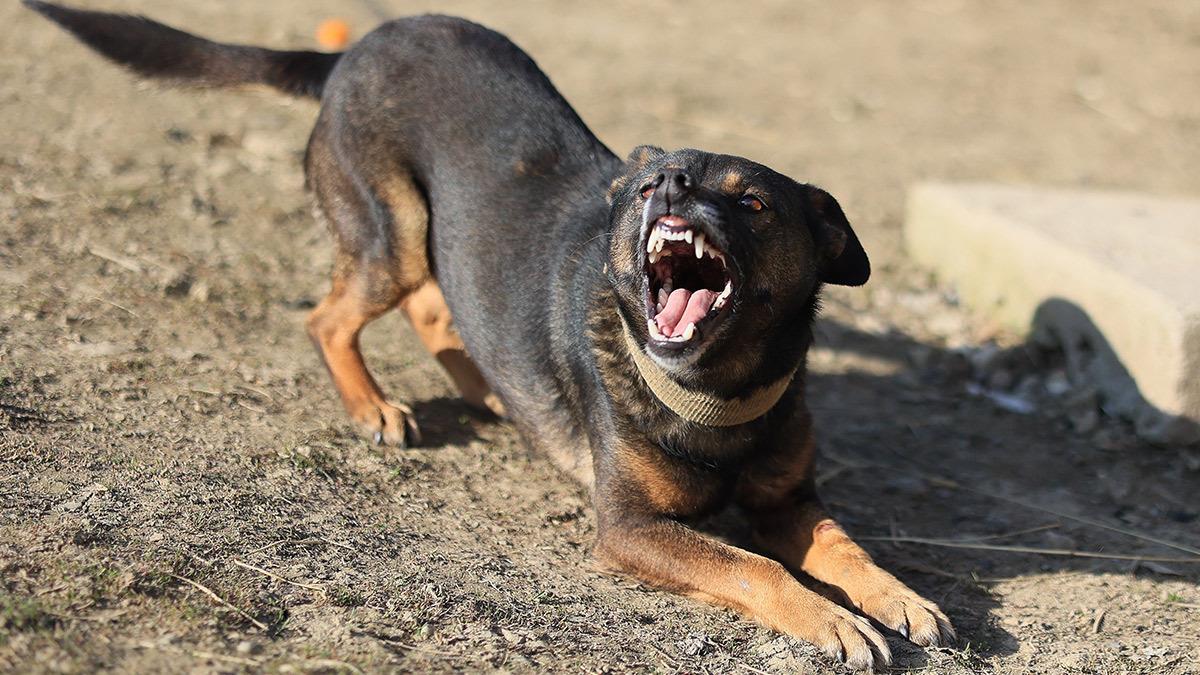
24,0,341,99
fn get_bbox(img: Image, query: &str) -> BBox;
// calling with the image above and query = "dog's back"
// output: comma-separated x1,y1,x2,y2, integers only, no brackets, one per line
29,1,620,464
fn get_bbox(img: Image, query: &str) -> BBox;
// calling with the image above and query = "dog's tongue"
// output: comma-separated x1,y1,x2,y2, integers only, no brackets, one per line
655,288,717,337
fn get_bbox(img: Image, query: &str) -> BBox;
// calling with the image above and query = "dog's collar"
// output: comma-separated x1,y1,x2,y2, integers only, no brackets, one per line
619,314,796,427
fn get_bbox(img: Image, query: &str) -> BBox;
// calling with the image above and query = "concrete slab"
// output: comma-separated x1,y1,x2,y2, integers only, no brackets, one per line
905,182,1200,440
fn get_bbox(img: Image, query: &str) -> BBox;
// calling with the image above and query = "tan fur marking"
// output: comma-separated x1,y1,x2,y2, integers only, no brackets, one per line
306,270,416,444
721,172,743,192
593,517,891,669
375,173,432,289
400,280,504,416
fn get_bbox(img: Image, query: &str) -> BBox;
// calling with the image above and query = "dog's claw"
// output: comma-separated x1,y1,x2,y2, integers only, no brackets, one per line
859,589,954,648
351,401,418,447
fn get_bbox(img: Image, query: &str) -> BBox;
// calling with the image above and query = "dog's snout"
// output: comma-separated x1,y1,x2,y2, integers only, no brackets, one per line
654,168,694,204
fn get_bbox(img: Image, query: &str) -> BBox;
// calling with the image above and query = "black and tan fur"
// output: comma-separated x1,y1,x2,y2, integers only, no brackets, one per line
28,2,954,669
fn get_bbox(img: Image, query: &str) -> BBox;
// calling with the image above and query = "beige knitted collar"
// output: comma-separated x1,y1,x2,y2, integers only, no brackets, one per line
619,314,796,427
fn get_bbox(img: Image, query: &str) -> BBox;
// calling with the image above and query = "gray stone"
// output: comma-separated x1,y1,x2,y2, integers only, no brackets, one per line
906,183,1200,444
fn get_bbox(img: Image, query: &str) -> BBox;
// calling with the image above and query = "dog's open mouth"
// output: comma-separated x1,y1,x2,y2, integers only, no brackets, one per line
643,215,734,348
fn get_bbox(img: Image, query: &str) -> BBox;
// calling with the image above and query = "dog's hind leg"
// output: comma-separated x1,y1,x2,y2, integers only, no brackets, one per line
400,281,506,418
304,124,430,446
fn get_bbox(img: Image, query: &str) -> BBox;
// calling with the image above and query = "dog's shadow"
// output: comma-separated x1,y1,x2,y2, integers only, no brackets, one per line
751,312,1200,666
409,396,498,448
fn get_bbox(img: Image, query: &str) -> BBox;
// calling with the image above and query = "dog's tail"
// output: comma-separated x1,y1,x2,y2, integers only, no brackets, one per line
24,0,341,99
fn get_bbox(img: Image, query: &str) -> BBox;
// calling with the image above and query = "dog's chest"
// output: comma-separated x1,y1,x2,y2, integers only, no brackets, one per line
618,444,739,518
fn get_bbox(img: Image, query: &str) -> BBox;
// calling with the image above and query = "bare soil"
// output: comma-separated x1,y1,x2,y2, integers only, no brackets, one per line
3,1,1199,673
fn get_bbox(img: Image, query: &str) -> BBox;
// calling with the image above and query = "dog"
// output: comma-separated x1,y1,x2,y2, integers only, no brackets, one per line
28,2,954,669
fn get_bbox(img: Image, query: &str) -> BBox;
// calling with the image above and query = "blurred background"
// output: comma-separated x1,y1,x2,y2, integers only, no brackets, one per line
2,1,1198,672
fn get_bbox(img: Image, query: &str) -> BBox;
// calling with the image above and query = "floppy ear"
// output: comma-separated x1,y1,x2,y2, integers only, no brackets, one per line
804,185,870,286
607,145,666,204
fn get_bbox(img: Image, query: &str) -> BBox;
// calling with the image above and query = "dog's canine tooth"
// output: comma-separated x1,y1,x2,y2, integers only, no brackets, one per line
694,232,705,259
648,249,659,264
646,228,662,253
682,322,696,340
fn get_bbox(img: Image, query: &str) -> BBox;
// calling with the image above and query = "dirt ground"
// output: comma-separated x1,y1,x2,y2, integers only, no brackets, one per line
3,1,1199,673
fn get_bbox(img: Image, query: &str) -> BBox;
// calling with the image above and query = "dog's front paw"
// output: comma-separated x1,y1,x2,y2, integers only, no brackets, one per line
350,400,421,448
857,585,955,647
782,602,892,671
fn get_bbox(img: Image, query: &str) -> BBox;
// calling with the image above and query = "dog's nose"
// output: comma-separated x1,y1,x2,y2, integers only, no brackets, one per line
652,168,694,204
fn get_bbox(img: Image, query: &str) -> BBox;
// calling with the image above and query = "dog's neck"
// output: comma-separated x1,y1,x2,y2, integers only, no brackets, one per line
618,314,796,427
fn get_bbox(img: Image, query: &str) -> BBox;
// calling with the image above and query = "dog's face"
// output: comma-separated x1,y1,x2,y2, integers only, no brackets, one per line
607,146,869,377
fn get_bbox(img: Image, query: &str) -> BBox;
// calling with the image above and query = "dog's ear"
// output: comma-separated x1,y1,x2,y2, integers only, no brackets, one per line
607,145,666,204
804,185,870,286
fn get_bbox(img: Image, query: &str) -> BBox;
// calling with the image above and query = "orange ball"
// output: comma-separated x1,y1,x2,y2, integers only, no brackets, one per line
315,18,351,50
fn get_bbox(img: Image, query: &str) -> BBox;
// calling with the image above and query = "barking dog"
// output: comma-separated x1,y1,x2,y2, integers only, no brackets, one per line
29,2,954,668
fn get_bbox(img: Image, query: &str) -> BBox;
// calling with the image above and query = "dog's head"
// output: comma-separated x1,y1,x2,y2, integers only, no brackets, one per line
606,146,868,383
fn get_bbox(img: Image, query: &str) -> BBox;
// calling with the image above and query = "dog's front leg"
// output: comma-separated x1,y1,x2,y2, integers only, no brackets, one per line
746,493,956,647
593,507,891,670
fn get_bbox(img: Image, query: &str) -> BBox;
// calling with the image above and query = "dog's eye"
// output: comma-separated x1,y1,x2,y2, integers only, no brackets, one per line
738,195,767,212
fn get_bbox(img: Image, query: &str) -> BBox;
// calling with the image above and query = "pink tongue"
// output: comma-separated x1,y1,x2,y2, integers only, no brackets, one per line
655,288,690,336
655,288,717,337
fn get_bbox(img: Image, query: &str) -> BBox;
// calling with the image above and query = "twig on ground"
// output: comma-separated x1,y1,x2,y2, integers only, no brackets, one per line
1091,608,1106,634
245,537,354,555
187,649,262,667
168,574,268,631
136,643,263,667
87,246,143,273
836,447,1200,558
922,474,1200,557
895,560,1005,585
646,643,679,668
379,639,464,658
231,559,325,593
856,535,1200,563
89,296,140,318
235,400,267,415
301,658,364,674
320,536,355,551
35,583,69,596
957,523,1061,542
234,384,275,402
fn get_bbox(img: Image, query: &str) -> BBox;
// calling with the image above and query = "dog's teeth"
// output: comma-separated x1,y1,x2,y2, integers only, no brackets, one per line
646,229,659,253
663,278,672,293
684,229,694,244
656,237,665,252
682,322,696,340
720,281,732,299
648,249,659,264
694,232,705,259
657,288,668,309
648,319,667,340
